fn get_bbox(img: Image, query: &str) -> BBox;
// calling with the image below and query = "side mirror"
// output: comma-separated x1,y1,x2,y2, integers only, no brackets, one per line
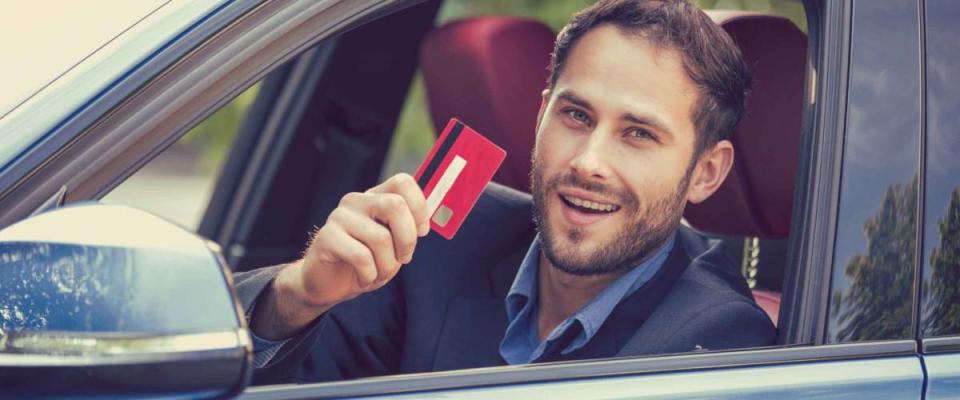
0,204,251,398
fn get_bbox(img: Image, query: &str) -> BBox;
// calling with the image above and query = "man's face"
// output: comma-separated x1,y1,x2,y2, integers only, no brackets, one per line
532,25,701,276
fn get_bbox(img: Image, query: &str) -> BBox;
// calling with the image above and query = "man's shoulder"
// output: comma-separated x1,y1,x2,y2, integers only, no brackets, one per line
674,227,755,300
665,228,763,312
625,228,776,354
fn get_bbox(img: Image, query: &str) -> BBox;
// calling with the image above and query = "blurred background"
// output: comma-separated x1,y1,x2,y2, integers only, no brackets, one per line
104,0,805,230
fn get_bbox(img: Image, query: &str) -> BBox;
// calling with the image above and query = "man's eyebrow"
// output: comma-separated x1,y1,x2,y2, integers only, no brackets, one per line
623,113,674,141
557,91,593,111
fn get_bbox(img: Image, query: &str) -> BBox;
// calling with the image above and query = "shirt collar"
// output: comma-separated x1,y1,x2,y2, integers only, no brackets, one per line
504,232,677,352
572,234,675,343
504,235,543,322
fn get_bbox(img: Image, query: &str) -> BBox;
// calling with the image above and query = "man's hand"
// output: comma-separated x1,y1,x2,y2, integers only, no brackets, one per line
251,174,429,340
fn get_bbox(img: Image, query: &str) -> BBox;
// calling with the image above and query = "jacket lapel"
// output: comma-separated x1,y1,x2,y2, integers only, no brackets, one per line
431,244,526,371
548,230,695,362
432,226,703,367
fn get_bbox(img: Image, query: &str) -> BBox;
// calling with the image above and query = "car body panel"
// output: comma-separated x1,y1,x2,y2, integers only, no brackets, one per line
238,341,919,399
926,353,960,400
364,357,922,400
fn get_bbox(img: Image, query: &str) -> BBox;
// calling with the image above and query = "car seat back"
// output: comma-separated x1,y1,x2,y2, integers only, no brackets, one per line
420,16,555,192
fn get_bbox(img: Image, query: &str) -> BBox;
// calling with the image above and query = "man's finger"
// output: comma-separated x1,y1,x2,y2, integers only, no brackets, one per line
370,173,430,236
312,223,377,287
340,191,419,263
369,193,418,263
333,208,402,284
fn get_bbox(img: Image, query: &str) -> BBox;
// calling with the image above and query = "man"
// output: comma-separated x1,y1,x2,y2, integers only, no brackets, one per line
236,0,775,384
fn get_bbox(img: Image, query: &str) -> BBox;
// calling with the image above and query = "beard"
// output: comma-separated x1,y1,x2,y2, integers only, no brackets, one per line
530,157,693,277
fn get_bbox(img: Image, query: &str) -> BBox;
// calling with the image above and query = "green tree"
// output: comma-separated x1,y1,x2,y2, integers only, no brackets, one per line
832,177,917,342
924,188,960,336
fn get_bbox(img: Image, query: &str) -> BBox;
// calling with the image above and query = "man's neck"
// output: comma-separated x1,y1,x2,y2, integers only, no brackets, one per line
535,253,628,342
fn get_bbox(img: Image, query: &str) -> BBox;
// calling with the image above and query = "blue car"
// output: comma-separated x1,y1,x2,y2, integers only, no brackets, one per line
0,0,957,398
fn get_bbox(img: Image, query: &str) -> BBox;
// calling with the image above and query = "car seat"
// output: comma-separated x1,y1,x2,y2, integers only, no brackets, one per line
420,16,555,192
420,12,806,327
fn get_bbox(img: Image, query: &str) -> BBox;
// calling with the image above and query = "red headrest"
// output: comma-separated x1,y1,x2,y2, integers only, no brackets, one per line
683,12,807,239
421,14,806,239
420,17,556,192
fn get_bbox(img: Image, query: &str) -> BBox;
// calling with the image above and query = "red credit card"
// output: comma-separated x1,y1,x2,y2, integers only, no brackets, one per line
414,118,506,239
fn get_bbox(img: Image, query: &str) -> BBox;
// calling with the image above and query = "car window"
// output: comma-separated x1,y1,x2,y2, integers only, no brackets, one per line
101,0,824,390
824,0,922,344
372,0,809,364
921,0,960,338
102,82,261,230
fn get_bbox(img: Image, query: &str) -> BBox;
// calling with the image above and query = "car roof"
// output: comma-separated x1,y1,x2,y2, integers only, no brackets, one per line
0,0,228,172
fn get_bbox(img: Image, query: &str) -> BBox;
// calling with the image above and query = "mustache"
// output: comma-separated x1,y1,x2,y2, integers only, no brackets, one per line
548,173,636,207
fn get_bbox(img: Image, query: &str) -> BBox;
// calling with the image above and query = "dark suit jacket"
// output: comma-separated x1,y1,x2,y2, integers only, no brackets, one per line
234,183,776,385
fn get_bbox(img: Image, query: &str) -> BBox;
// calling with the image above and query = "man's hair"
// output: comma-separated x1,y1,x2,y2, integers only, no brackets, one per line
549,0,751,156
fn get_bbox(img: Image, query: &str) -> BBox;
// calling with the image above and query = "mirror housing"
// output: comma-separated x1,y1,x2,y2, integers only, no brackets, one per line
0,204,251,398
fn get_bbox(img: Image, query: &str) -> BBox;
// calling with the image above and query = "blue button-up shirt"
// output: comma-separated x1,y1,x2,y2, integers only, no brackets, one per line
498,233,676,364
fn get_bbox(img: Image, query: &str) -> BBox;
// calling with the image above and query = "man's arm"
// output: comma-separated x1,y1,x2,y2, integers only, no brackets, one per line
247,173,429,341
231,173,428,383
233,265,407,384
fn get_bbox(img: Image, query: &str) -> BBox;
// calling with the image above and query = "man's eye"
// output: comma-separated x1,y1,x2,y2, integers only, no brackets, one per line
627,128,656,141
565,109,591,125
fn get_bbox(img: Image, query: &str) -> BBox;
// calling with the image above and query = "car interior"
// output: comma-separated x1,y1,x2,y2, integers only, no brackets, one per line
110,0,809,377
417,10,807,327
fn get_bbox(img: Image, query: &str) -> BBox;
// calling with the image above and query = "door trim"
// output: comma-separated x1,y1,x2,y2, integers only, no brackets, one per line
240,341,917,400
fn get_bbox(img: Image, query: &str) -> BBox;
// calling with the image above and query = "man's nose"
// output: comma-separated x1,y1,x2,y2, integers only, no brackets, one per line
569,128,613,179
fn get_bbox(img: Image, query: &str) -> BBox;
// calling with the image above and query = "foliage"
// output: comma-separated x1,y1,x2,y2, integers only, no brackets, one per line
174,83,260,173
831,177,917,342
924,188,960,336
697,0,806,31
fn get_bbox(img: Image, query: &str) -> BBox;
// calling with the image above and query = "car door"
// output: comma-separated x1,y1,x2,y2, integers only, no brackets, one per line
0,0,415,230
0,0,931,398
919,1,960,399
238,0,928,398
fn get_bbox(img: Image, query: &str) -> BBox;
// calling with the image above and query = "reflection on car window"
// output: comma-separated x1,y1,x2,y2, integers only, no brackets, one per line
0,242,237,333
921,0,960,338
826,0,920,343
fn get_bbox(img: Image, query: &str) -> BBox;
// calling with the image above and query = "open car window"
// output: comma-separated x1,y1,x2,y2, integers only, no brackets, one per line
51,0,941,398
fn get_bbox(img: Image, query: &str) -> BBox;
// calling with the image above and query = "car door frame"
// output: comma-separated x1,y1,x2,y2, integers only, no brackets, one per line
918,0,960,398
0,0,929,397
235,0,925,397
0,0,423,230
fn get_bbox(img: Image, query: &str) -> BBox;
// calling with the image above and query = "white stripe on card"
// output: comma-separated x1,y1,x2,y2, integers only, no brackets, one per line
425,155,467,217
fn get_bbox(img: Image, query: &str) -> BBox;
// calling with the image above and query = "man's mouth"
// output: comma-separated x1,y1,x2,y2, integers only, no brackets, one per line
559,194,621,214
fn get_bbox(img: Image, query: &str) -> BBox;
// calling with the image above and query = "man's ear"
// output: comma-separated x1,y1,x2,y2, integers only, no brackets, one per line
686,139,734,204
535,89,550,133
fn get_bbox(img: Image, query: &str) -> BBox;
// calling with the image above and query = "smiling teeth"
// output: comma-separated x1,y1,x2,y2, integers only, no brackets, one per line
563,195,619,212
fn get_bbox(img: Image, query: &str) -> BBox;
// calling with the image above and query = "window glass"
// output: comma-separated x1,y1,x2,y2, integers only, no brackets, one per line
921,0,960,338
826,0,920,343
103,83,260,230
